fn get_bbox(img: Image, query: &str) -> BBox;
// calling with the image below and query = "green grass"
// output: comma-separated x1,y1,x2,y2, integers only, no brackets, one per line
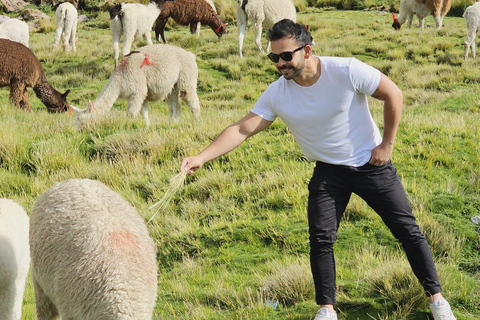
0,2,478,320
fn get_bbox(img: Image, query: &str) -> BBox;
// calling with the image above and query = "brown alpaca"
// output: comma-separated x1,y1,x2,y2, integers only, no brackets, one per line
0,39,70,112
154,0,227,43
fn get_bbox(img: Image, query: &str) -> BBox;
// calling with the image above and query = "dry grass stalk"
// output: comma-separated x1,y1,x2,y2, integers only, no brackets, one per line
147,170,187,224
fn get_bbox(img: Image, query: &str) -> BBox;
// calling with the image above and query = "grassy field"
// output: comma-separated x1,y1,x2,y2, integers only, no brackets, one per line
1,1,479,319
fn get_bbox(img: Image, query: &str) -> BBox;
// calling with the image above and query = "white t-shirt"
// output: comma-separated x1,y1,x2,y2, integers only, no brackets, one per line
252,56,382,167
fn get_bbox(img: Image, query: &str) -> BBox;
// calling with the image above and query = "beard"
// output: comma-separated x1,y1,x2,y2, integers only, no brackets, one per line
277,61,304,80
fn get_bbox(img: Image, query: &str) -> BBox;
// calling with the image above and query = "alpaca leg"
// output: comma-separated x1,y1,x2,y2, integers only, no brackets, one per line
63,27,72,51
154,18,168,43
472,41,476,59
33,279,60,320
189,22,197,34
434,15,442,29
122,27,136,57
10,82,30,111
52,24,63,49
127,94,146,120
196,22,201,36
70,22,77,52
181,87,200,118
236,9,248,58
419,17,425,30
140,101,150,126
111,17,122,66
166,84,181,118
144,31,153,46
464,29,476,59
407,13,413,28
254,21,265,53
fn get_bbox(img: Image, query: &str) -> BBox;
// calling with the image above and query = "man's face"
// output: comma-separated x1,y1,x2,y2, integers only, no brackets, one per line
269,37,306,80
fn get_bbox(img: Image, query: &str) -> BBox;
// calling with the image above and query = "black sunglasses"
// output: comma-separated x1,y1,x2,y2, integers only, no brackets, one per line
267,45,306,63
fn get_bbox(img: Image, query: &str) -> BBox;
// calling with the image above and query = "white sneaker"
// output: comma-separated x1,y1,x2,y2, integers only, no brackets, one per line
429,299,456,320
314,307,337,320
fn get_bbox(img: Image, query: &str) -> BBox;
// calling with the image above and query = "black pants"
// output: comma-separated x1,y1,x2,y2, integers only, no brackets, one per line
308,160,442,305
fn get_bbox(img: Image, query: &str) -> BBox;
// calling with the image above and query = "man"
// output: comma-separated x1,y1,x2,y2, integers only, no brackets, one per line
180,19,456,320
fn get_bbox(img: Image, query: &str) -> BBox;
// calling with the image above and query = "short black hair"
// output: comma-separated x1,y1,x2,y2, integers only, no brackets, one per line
267,19,313,46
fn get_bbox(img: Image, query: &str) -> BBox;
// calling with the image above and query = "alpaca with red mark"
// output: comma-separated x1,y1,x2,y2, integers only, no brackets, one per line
30,178,158,320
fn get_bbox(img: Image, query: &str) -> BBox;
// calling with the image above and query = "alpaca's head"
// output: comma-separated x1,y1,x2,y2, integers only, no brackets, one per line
215,23,228,38
45,89,70,113
71,101,102,130
392,13,401,30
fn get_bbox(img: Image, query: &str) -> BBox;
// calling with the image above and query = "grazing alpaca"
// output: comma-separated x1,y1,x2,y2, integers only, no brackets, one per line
236,0,297,58
392,0,452,30
110,0,174,66
0,39,70,112
0,18,29,47
154,0,227,43
0,199,30,320
71,44,200,129
52,2,78,52
463,2,480,59
30,179,158,320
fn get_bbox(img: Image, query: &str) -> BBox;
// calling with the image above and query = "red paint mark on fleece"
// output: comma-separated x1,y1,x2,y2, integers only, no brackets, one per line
141,53,154,68
109,230,138,251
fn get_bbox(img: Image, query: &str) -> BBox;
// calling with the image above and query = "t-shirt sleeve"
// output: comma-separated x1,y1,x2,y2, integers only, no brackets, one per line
251,87,277,121
349,58,381,96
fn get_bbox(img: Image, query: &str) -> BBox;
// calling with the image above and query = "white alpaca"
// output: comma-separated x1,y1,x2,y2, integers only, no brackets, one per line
52,2,78,52
0,18,29,47
236,0,296,58
30,179,158,320
0,199,30,320
71,44,200,129
392,0,451,30
196,0,217,36
110,0,172,66
463,2,480,59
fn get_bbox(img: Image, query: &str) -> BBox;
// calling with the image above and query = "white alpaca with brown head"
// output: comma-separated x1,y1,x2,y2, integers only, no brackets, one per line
392,0,451,30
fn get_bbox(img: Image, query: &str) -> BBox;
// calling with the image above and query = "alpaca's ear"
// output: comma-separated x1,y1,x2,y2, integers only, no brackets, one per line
62,89,70,98
87,100,96,112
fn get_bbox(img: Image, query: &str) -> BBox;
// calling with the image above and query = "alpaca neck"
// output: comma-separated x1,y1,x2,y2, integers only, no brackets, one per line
92,76,122,113
395,11,408,24
33,77,62,107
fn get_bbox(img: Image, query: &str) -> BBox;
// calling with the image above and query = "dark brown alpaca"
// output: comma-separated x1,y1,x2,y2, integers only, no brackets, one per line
154,0,227,43
0,39,70,113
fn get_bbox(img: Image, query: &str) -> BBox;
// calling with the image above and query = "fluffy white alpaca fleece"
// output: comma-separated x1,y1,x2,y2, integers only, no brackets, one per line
53,2,78,52
0,199,30,320
73,44,200,129
110,2,161,66
463,2,480,59
0,18,29,47
30,178,158,320
392,0,451,30
236,0,296,58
